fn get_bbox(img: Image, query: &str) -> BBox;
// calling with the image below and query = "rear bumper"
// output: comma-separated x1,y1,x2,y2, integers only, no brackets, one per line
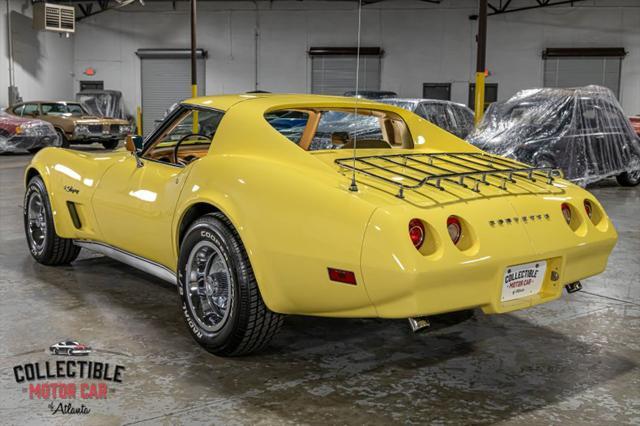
360,194,617,318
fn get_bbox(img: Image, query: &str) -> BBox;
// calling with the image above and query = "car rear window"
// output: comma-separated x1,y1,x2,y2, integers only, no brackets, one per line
266,108,413,151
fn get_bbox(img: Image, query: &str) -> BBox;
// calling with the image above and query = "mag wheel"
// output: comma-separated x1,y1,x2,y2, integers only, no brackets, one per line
178,213,283,356
616,170,640,187
24,176,80,265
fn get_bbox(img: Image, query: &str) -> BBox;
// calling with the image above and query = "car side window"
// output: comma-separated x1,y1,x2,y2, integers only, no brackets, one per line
143,107,224,165
265,110,309,145
41,103,67,115
22,104,40,116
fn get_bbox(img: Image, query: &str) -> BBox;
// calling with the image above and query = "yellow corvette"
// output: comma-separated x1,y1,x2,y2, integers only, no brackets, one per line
24,94,617,356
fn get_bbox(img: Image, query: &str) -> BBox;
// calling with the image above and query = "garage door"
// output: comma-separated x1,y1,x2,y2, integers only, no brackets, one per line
137,49,206,135
309,47,382,96
542,48,625,98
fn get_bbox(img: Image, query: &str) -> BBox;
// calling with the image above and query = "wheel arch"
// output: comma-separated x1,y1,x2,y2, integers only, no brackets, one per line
175,200,279,310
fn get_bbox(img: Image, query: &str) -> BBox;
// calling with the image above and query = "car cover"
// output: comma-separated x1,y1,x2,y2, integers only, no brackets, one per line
466,85,640,185
76,90,126,119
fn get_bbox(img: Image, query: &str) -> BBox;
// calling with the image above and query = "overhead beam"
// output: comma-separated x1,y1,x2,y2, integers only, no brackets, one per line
470,0,586,19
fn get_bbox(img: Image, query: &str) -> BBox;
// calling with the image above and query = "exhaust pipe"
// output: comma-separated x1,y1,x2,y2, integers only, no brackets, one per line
565,281,582,294
408,317,431,333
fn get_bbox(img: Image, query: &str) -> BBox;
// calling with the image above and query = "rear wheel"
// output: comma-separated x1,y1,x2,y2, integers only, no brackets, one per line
616,170,640,187
27,147,42,154
102,139,119,150
178,213,283,356
24,176,80,265
56,129,69,148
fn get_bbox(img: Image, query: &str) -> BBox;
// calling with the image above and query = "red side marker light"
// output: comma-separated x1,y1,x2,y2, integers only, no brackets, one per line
328,268,357,285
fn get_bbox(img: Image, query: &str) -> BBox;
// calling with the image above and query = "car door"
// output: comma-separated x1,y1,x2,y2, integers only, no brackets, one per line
91,105,223,270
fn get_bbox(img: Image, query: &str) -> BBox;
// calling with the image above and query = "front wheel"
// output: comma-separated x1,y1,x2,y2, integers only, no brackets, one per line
178,213,283,356
24,176,80,265
56,129,69,148
616,170,640,187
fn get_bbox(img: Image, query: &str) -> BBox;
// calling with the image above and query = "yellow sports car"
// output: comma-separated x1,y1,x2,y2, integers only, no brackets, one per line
24,94,617,356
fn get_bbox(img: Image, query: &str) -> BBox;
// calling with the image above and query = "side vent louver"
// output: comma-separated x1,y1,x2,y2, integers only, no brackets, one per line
33,3,75,33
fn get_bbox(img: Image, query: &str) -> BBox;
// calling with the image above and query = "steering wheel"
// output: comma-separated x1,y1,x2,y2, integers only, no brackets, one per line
173,133,210,164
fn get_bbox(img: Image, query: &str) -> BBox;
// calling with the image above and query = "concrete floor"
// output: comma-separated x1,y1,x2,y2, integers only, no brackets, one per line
0,149,639,425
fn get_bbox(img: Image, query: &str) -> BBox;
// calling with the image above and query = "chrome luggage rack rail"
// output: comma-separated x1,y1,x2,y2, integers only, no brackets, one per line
335,152,563,198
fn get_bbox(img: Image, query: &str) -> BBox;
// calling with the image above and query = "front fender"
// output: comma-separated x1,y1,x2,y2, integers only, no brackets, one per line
24,147,127,240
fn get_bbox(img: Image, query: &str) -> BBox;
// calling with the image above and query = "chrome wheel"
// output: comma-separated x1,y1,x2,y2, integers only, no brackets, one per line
629,170,640,183
185,241,234,333
27,192,47,253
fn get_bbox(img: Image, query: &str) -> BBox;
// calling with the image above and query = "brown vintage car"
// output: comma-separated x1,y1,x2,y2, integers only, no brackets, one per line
7,101,131,149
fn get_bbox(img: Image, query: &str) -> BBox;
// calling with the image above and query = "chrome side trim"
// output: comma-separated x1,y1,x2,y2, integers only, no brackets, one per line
73,240,176,284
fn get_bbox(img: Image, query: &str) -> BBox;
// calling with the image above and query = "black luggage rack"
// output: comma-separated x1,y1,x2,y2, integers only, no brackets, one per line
335,152,563,198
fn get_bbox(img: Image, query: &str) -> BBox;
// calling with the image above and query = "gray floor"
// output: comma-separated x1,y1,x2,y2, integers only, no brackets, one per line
0,149,639,425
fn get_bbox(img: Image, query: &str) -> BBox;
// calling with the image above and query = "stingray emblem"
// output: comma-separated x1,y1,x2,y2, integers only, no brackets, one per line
489,214,550,226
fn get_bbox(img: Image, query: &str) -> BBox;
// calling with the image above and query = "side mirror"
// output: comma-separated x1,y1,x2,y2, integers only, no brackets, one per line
125,135,144,168
125,135,144,153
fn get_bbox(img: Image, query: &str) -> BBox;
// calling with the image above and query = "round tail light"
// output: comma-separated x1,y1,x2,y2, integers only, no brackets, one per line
447,216,462,245
408,219,425,250
584,200,593,220
561,203,572,225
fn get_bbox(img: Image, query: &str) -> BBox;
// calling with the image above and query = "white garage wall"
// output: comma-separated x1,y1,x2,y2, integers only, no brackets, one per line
2,1,639,116
0,0,74,107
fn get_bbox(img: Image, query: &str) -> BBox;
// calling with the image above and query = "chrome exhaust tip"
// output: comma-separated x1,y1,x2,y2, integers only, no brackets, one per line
408,317,431,333
565,281,582,294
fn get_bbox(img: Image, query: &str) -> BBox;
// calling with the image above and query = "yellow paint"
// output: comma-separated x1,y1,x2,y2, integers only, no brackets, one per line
24,93,618,319
136,106,142,136
474,71,485,124
192,84,199,134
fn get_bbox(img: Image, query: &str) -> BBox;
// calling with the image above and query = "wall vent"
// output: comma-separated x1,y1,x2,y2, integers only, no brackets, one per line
33,3,75,33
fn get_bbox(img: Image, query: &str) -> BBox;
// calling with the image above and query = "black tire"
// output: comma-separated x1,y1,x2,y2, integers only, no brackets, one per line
24,176,80,265
102,139,119,150
27,147,42,154
56,129,69,148
178,213,283,356
616,170,640,187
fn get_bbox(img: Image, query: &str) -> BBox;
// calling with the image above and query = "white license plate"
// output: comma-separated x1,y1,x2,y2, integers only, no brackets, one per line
501,261,547,302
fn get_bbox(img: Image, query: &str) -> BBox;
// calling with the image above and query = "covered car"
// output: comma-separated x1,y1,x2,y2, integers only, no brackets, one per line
466,85,640,186
0,111,59,153
76,89,127,120
380,98,475,139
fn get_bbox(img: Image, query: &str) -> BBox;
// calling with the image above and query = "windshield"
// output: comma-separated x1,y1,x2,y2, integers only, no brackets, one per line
42,103,88,116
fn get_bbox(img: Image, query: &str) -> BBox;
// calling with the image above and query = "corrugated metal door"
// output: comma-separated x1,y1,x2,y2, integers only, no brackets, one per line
311,55,381,95
140,57,205,135
543,57,621,98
